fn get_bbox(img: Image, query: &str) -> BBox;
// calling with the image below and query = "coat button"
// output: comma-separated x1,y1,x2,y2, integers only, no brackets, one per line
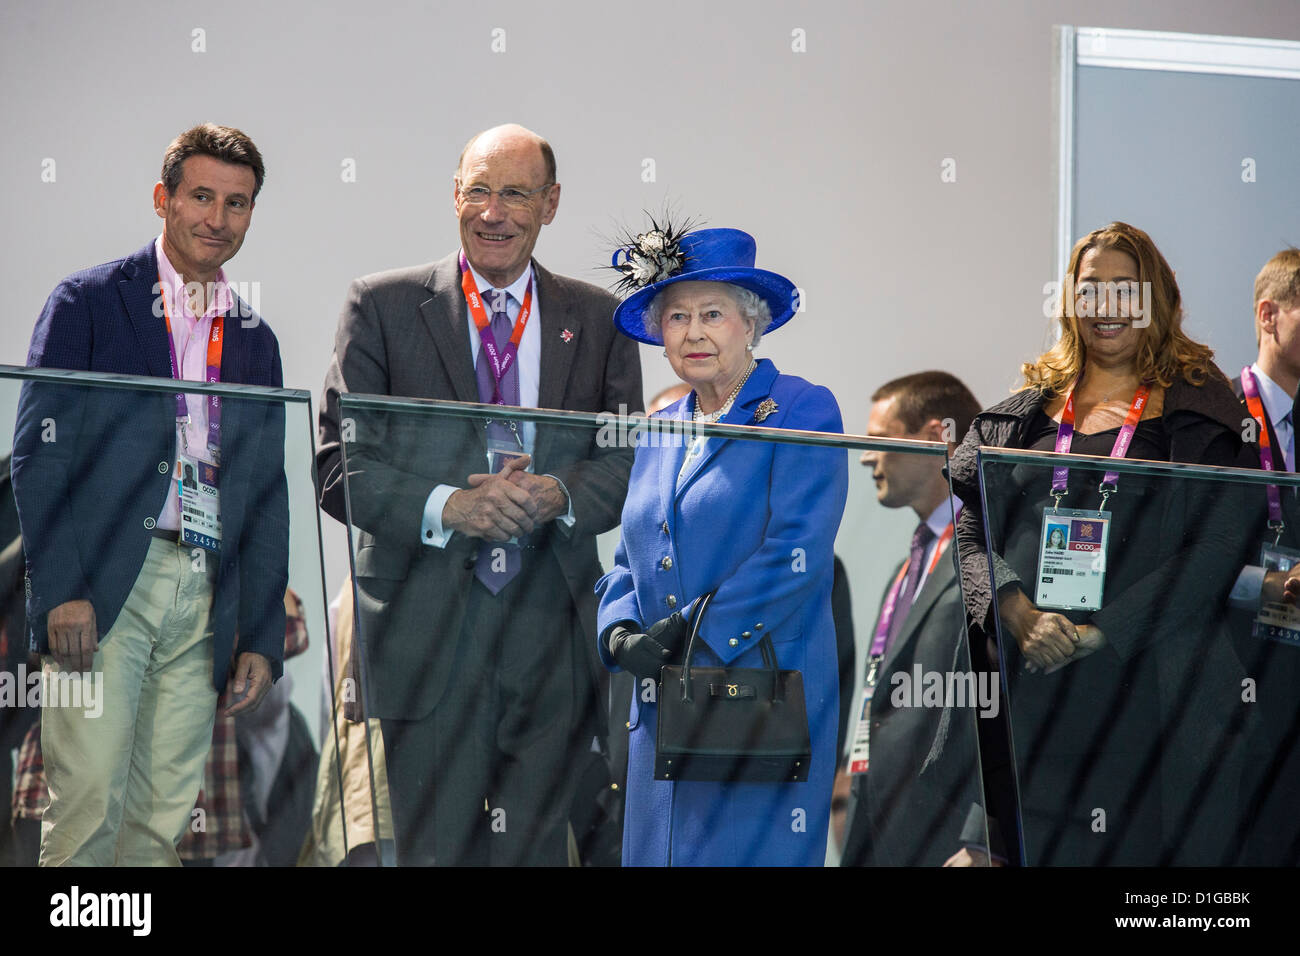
741,631,751,639
143,516,156,530
661,521,669,534
728,638,739,647
666,594,677,608
660,556,672,570
625,721,631,729
158,460,169,474
463,557,475,569
755,623,764,630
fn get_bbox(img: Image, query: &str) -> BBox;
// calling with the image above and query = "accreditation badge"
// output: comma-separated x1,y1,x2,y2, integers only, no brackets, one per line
1253,542,1300,647
1035,508,1108,611
486,433,528,474
847,675,877,775
177,452,221,551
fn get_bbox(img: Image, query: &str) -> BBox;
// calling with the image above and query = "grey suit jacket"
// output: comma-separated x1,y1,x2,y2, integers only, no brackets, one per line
317,252,644,722
842,544,985,865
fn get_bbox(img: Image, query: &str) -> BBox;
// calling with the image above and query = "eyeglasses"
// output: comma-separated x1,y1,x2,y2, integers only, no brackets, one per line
663,309,730,328
457,182,554,208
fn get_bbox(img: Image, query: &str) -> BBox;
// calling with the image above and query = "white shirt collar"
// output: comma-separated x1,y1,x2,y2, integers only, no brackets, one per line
924,494,962,537
1250,363,1293,428
464,257,533,307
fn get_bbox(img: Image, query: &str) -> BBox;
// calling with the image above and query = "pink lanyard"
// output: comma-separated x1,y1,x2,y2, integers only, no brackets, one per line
459,251,533,405
1241,366,1285,540
1051,378,1151,511
158,274,223,455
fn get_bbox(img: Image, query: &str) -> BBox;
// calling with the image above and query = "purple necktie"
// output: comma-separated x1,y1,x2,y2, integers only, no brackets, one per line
474,292,522,594
885,522,935,654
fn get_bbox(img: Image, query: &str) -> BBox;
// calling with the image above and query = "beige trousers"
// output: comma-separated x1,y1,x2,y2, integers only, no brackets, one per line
40,537,218,866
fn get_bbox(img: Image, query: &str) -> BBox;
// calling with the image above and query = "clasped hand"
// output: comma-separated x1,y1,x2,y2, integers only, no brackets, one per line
441,454,567,542
1261,567,1300,607
1000,589,1106,674
606,612,688,680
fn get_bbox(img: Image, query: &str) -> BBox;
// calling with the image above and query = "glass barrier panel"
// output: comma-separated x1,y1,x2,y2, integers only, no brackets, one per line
333,394,990,866
973,446,1298,866
0,366,339,867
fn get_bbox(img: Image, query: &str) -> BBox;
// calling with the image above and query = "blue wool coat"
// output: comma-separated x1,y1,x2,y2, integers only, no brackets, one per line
596,359,848,866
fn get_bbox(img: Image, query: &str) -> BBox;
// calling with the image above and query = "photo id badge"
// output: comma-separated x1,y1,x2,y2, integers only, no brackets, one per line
177,452,221,552
485,431,527,474
1253,542,1300,647
847,683,874,775
1035,508,1108,611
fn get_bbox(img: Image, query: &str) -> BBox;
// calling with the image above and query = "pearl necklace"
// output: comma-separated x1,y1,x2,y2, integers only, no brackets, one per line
693,360,758,424
680,360,757,473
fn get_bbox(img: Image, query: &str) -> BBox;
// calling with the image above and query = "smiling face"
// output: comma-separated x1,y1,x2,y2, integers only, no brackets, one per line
658,281,755,405
1073,246,1144,372
152,154,257,283
454,128,559,289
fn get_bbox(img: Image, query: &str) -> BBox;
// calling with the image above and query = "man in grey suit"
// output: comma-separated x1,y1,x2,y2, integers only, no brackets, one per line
841,371,994,866
317,124,643,865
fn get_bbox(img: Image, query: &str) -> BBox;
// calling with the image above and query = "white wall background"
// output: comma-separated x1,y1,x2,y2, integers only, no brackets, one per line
4,0,1300,735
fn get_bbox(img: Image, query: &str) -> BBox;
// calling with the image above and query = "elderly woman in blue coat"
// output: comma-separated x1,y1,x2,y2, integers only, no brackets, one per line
596,225,848,866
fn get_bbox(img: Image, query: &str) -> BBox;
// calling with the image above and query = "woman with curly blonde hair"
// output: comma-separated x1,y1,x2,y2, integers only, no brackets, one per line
949,222,1260,865
1024,221,1215,396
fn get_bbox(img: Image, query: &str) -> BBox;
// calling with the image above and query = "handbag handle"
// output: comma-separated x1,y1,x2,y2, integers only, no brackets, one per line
678,591,782,704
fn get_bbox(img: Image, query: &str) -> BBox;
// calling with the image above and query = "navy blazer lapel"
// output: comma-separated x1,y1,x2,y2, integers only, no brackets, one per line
119,243,172,378
675,358,778,497
218,298,243,385
420,254,480,403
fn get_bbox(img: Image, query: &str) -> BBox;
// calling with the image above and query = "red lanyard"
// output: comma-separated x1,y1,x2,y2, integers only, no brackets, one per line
869,518,956,660
459,253,533,404
158,273,224,453
1241,365,1285,535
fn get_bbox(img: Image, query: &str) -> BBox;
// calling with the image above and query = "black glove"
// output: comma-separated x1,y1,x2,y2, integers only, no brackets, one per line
604,611,689,681
645,611,688,659
605,625,670,680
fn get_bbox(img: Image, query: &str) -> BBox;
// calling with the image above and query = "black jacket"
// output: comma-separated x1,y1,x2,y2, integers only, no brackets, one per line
947,368,1263,864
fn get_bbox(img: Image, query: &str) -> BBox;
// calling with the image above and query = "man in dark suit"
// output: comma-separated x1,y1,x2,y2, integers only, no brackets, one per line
840,370,993,866
1226,247,1300,863
317,123,642,865
1230,248,1300,471
12,124,287,865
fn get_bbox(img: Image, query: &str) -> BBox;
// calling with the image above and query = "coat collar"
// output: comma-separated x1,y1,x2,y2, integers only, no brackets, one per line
418,254,578,468
117,240,248,384
118,242,171,379
665,358,780,504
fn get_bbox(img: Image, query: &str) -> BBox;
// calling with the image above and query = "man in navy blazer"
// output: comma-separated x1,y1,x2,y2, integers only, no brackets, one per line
12,124,288,866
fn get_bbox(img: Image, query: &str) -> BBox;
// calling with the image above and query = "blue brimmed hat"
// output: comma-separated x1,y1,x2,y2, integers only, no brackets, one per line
609,226,799,346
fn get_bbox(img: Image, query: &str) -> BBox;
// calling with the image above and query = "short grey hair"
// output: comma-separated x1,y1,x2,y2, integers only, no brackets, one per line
644,282,770,347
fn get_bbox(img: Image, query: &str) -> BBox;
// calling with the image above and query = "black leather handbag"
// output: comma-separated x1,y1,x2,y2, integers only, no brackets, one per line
655,591,811,782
